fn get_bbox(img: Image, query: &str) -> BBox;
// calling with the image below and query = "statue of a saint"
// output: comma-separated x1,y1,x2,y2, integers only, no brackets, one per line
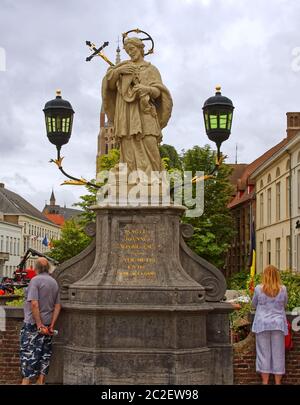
102,37,173,179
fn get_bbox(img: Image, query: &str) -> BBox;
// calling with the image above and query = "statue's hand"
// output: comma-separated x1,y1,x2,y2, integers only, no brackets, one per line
116,65,135,75
132,84,151,96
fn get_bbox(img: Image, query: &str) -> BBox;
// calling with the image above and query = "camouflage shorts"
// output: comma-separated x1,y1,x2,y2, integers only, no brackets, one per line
20,323,53,379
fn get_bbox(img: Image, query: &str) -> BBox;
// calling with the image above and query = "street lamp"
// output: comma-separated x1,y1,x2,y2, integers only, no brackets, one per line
203,85,234,148
43,90,100,188
43,89,74,149
195,85,234,181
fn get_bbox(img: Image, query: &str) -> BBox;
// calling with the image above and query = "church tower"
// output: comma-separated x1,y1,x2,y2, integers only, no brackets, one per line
50,189,56,206
115,42,121,65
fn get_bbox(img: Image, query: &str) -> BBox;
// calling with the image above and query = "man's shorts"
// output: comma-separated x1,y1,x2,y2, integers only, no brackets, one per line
20,323,53,379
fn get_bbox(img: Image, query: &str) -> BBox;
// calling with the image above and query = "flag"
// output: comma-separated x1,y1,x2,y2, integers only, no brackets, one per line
250,219,256,278
249,219,256,293
42,236,49,247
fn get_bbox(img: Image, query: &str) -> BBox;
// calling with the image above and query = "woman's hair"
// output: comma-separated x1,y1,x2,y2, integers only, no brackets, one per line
262,265,282,297
124,37,145,56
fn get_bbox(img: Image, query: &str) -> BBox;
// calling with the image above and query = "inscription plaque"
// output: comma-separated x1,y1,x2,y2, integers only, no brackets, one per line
116,224,157,283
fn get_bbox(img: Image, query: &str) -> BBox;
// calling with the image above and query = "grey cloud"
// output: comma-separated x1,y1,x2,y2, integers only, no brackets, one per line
1,0,300,208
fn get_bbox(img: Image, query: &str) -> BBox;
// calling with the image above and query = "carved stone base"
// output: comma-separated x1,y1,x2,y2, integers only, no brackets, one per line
49,205,233,384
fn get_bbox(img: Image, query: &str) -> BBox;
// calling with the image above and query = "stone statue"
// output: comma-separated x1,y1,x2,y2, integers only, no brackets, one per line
102,37,173,178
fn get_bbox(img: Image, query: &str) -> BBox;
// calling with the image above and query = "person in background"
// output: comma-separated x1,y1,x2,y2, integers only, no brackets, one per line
252,265,288,385
20,257,61,385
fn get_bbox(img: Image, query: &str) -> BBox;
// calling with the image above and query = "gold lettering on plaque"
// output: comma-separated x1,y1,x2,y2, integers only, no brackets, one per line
117,225,157,280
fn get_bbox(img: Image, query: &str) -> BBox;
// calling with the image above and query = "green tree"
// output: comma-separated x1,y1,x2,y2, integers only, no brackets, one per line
182,145,235,269
48,219,92,263
159,144,182,170
96,148,120,174
75,148,120,225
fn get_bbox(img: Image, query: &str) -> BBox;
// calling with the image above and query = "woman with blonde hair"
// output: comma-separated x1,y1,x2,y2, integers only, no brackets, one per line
252,265,288,385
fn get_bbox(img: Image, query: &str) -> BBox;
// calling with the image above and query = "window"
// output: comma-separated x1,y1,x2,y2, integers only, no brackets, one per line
298,169,300,209
259,193,264,227
297,235,300,272
6,236,9,252
286,176,290,218
286,236,291,269
267,174,271,184
23,236,28,253
276,167,280,178
0,235,3,252
276,182,281,221
267,240,271,265
286,159,291,171
267,188,272,225
260,179,264,190
259,241,264,272
276,238,281,269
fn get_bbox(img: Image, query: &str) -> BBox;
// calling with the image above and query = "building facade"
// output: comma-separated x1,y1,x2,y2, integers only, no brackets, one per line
226,112,300,277
0,183,61,274
252,118,300,272
226,140,287,277
0,215,22,277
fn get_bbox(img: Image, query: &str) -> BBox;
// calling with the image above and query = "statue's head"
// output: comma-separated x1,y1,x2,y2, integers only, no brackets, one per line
124,37,145,60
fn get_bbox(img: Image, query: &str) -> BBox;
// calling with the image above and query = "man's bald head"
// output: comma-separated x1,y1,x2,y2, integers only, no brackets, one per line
35,257,50,274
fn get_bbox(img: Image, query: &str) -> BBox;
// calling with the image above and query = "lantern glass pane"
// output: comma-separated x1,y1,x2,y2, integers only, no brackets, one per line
209,115,218,129
66,117,70,133
52,117,56,132
56,116,61,131
204,113,209,130
47,117,52,132
219,114,227,129
62,118,66,132
227,112,232,130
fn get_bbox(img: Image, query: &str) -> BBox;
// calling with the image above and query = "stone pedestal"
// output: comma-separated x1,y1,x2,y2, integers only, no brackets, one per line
49,205,233,384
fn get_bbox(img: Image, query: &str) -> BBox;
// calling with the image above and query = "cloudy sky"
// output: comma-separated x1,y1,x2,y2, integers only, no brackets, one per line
1,0,300,210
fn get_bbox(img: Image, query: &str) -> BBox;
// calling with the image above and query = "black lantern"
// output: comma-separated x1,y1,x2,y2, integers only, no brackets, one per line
203,86,234,150
43,90,100,188
43,90,74,150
